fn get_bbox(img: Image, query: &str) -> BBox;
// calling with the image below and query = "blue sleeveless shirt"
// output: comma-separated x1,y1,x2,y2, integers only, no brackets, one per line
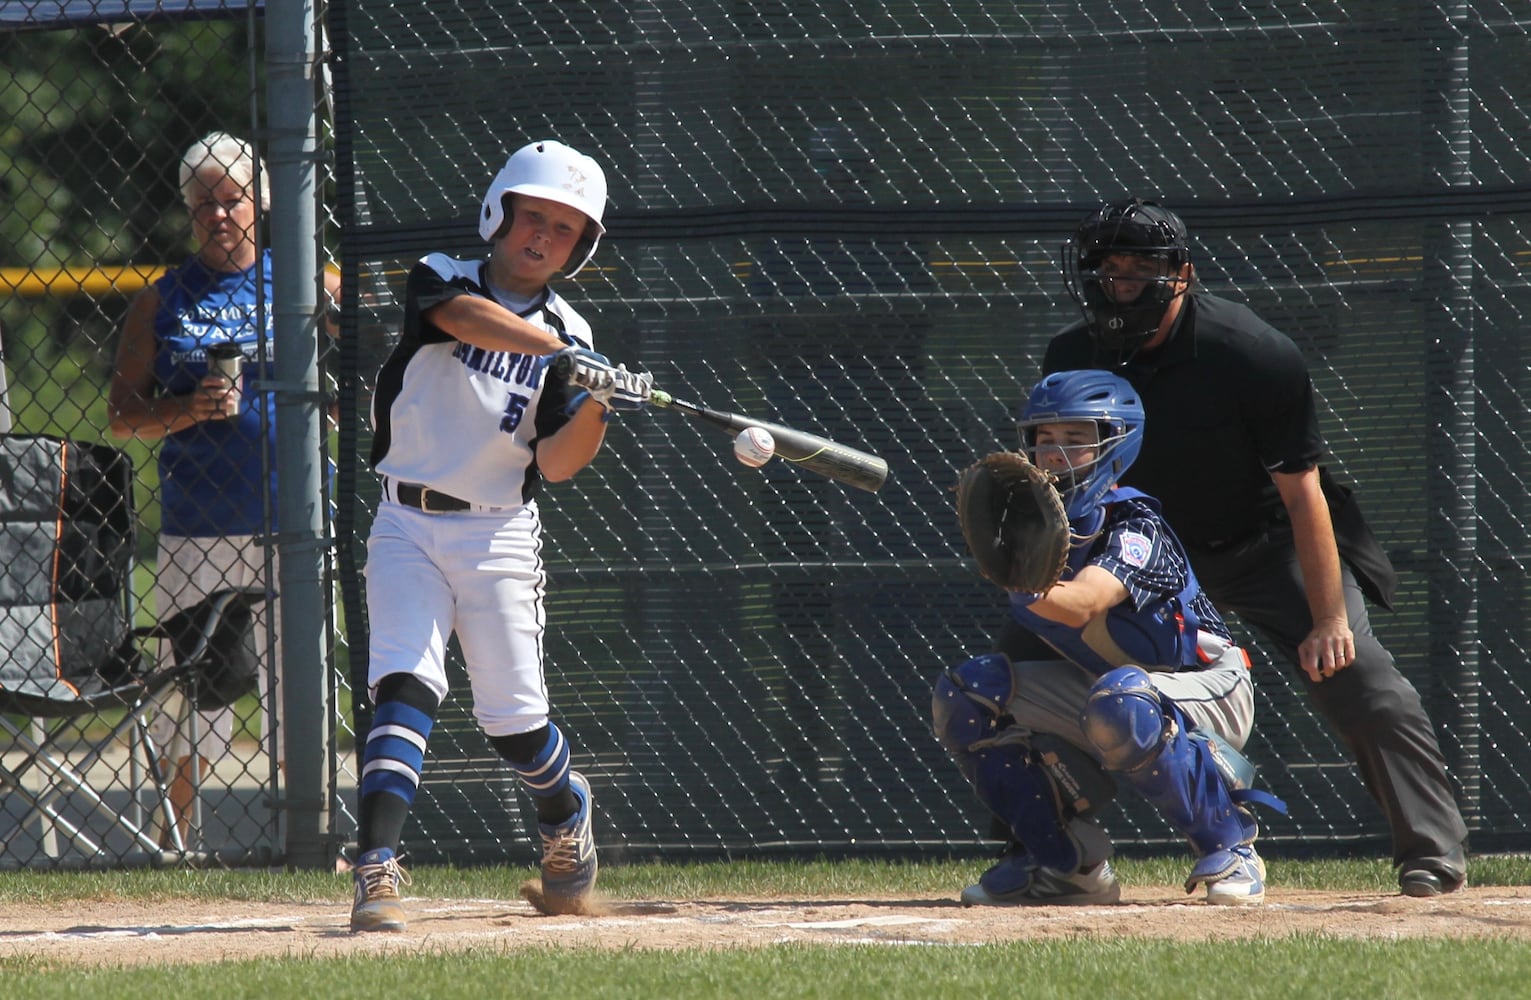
150,249,276,537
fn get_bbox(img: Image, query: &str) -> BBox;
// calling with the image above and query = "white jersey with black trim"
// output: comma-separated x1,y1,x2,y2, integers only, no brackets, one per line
370,252,592,508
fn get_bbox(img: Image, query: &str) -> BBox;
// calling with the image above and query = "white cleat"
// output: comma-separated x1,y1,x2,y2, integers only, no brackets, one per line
1203,845,1266,906
350,847,410,932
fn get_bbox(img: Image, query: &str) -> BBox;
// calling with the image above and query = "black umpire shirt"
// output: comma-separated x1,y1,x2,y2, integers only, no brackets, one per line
1043,292,1324,552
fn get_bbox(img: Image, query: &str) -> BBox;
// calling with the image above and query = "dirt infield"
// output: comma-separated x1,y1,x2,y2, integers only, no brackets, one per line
3,886,1530,966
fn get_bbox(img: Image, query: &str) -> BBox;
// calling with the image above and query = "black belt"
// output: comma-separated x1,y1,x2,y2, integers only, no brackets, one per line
394,481,472,513
1193,506,1292,553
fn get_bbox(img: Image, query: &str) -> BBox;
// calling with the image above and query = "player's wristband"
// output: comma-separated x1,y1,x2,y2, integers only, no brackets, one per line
563,390,616,422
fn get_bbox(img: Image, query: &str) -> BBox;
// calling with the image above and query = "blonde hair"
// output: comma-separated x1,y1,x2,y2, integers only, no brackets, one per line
178,131,269,211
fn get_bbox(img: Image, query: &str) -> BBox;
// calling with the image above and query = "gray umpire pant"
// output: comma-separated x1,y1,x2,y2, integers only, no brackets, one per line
1187,523,1468,878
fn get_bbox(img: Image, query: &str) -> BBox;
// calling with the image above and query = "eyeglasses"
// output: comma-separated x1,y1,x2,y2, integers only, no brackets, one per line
191,195,254,216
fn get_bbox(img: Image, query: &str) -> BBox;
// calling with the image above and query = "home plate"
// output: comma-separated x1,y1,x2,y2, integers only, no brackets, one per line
771,915,961,931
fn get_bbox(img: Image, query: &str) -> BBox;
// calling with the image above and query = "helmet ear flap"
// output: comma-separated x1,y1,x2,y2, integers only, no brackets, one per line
562,222,601,278
488,193,515,242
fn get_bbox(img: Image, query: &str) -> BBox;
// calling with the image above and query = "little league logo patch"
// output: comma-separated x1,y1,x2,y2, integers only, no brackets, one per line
1118,531,1152,567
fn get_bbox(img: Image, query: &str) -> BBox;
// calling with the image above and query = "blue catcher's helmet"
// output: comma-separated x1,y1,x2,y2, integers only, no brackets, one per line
1063,198,1191,364
1018,370,1145,522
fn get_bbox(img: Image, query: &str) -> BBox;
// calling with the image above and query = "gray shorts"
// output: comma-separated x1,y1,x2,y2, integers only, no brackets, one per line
1003,645,1255,753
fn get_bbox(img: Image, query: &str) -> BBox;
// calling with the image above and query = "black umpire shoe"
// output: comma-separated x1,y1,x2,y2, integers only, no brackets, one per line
1399,846,1467,897
1399,866,1465,897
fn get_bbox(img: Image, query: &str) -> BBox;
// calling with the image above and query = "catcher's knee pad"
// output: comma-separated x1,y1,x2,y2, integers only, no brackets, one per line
1080,666,1168,773
931,653,1015,755
1082,666,1282,857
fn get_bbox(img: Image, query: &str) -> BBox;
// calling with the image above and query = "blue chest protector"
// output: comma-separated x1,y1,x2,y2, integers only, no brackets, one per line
1008,488,1203,674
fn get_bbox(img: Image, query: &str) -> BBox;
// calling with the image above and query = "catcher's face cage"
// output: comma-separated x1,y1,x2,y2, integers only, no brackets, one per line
1022,419,1141,522
1063,199,1192,363
1020,369,1146,521
1025,420,1101,486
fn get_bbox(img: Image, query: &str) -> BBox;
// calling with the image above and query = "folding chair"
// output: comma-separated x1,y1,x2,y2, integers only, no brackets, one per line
0,433,266,868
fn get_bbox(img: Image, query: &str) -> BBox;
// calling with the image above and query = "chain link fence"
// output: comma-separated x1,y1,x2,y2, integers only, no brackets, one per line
0,1,352,868
332,0,1531,866
3,1,1529,872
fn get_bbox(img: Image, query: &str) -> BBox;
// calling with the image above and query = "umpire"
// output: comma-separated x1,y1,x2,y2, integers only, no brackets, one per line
1039,198,1468,896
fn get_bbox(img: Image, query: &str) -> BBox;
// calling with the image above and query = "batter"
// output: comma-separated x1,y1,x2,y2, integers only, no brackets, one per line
349,139,650,933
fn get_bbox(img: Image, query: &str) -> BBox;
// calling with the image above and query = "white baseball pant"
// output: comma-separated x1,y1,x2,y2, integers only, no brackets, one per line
364,499,550,737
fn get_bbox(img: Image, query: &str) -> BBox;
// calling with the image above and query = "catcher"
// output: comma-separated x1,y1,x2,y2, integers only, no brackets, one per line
935,369,1284,906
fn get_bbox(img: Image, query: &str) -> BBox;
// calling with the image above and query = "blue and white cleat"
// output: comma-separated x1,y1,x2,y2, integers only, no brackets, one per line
960,852,1121,906
537,771,599,915
350,846,410,932
1201,844,1267,906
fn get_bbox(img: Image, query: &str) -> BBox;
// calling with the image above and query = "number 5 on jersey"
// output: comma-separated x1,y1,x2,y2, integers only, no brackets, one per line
501,393,530,432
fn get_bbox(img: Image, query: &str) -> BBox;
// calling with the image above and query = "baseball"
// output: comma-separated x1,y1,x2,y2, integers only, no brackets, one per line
734,427,776,468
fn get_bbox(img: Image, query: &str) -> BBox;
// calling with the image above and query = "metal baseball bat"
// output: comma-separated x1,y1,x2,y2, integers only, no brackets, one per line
649,389,889,493
554,353,889,493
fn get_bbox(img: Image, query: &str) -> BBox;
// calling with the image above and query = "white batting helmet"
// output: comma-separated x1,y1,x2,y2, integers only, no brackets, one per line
479,140,608,277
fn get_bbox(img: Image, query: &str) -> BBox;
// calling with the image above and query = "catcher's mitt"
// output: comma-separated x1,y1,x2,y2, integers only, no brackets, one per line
955,451,1070,593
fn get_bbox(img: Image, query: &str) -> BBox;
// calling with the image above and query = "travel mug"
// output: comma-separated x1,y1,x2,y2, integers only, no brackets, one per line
206,343,245,416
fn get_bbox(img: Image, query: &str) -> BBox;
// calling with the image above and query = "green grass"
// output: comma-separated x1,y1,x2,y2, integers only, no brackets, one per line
1,854,1528,905
1,857,1529,998
7,940,1531,1000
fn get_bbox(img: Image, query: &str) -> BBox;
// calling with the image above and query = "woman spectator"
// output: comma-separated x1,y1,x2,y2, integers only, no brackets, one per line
107,131,338,849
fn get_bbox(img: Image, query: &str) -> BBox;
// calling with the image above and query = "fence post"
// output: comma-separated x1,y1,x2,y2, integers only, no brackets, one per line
268,0,334,868
1420,0,1480,824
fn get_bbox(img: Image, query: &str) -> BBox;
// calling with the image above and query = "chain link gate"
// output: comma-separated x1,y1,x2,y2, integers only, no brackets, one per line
0,1,354,868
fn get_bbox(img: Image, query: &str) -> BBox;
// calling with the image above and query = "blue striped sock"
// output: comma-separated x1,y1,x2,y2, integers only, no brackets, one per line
360,699,434,807
506,722,571,799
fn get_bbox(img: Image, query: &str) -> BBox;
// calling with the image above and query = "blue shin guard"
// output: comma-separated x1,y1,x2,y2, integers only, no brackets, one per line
931,654,1015,761
970,745,1111,872
934,655,1112,873
1082,666,1285,892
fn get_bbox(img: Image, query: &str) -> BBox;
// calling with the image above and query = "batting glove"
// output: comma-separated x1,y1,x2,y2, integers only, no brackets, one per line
588,363,653,413
552,345,611,381
554,346,652,417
